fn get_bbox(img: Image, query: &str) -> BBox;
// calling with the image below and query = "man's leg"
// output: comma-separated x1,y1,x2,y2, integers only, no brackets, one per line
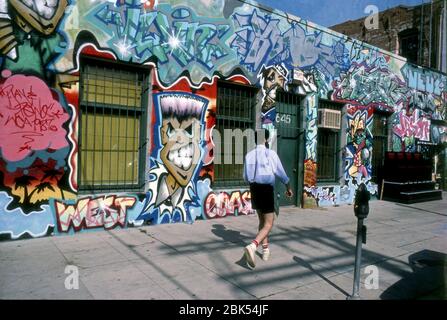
257,211,269,248
244,212,274,269
254,212,274,245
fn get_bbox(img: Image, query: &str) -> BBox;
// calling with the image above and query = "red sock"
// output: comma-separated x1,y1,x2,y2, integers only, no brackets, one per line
252,240,259,247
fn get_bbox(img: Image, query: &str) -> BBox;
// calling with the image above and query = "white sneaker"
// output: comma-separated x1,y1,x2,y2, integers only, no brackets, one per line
244,243,256,269
262,248,270,261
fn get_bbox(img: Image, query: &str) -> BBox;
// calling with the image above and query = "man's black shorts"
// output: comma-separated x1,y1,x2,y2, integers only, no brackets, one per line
249,183,274,214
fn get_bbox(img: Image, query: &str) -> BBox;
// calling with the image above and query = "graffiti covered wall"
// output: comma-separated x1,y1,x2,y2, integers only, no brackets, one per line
0,0,446,239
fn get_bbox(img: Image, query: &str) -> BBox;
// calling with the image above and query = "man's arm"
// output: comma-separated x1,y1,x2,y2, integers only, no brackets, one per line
273,152,289,185
243,153,251,183
272,152,293,197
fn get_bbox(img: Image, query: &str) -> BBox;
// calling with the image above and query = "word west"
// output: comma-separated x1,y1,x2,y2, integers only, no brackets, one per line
204,191,254,219
394,110,430,141
54,196,137,232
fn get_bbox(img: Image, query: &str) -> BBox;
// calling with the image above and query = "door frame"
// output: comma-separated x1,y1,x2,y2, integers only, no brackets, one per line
274,91,305,208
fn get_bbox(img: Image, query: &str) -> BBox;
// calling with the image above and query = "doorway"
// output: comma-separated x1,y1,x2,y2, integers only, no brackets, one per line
274,92,304,209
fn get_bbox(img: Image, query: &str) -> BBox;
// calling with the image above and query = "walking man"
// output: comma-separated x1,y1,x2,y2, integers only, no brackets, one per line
243,129,293,269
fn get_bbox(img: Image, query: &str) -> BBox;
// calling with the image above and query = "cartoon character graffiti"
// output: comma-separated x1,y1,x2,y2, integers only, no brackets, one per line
259,63,288,124
137,92,208,224
345,110,373,181
0,0,68,78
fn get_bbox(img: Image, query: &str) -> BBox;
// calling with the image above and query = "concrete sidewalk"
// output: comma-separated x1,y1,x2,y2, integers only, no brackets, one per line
1,195,446,300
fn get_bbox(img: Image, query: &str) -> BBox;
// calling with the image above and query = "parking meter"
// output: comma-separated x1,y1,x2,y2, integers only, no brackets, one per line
354,183,370,219
348,183,371,300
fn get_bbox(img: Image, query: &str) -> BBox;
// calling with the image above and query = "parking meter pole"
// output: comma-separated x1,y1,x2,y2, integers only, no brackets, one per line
350,217,364,300
348,183,369,301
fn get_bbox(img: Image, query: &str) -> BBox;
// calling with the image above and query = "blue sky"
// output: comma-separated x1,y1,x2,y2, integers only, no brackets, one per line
254,0,427,27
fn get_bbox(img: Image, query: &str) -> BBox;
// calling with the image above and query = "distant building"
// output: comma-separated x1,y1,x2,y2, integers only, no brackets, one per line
331,1,447,192
331,1,447,73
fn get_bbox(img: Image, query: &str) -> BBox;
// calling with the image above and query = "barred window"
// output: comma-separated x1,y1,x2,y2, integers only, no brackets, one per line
317,100,342,182
214,81,256,188
317,129,339,182
79,58,149,192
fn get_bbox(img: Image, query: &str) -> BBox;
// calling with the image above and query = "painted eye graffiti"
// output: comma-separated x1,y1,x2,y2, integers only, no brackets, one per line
267,74,275,82
185,124,194,138
167,123,175,138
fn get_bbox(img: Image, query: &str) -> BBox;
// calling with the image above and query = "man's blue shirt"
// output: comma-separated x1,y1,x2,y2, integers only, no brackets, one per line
243,145,290,186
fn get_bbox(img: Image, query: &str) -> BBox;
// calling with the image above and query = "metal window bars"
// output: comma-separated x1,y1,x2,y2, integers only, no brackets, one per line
78,58,148,193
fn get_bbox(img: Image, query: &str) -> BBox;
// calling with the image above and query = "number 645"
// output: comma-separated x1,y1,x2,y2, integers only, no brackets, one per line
276,114,291,124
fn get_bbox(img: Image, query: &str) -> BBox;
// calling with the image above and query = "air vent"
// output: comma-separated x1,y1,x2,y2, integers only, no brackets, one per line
318,109,341,129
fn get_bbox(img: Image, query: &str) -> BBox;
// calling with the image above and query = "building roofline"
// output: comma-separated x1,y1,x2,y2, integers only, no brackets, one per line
239,0,447,77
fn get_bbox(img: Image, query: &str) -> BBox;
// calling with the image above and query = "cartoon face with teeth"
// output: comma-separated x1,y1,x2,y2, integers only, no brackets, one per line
158,93,206,190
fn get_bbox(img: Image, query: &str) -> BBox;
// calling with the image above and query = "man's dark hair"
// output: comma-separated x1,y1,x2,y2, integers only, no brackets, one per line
255,128,270,144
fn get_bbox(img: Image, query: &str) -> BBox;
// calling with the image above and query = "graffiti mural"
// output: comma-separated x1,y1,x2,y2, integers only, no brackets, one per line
302,94,318,208
231,8,349,80
304,180,378,207
88,2,233,86
332,62,407,110
0,0,446,241
0,0,75,240
0,191,54,240
291,68,318,95
304,185,337,207
402,64,445,97
0,71,75,213
0,0,69,79
204,190,254,219
392,109,431,152
137,92,208,224
345,107,373,181
53,195,137,233
407,92,445,120
0,72,70,162
259,64,288,122
394,109,431,142
432,125,447,145
304,94,318,162
258,63,288,141
303,159,317,187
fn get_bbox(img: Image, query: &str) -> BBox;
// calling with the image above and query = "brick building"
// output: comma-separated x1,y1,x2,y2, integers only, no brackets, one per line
331,1,447,72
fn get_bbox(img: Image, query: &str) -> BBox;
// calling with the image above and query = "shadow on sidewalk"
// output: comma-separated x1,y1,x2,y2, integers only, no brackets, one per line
99,220,445,299
380,249,447,299
293,256,350,297
211,224,246,245
210,224,254,270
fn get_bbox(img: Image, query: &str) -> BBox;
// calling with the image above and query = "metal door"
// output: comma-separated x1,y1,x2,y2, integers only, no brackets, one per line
274,92,304,208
